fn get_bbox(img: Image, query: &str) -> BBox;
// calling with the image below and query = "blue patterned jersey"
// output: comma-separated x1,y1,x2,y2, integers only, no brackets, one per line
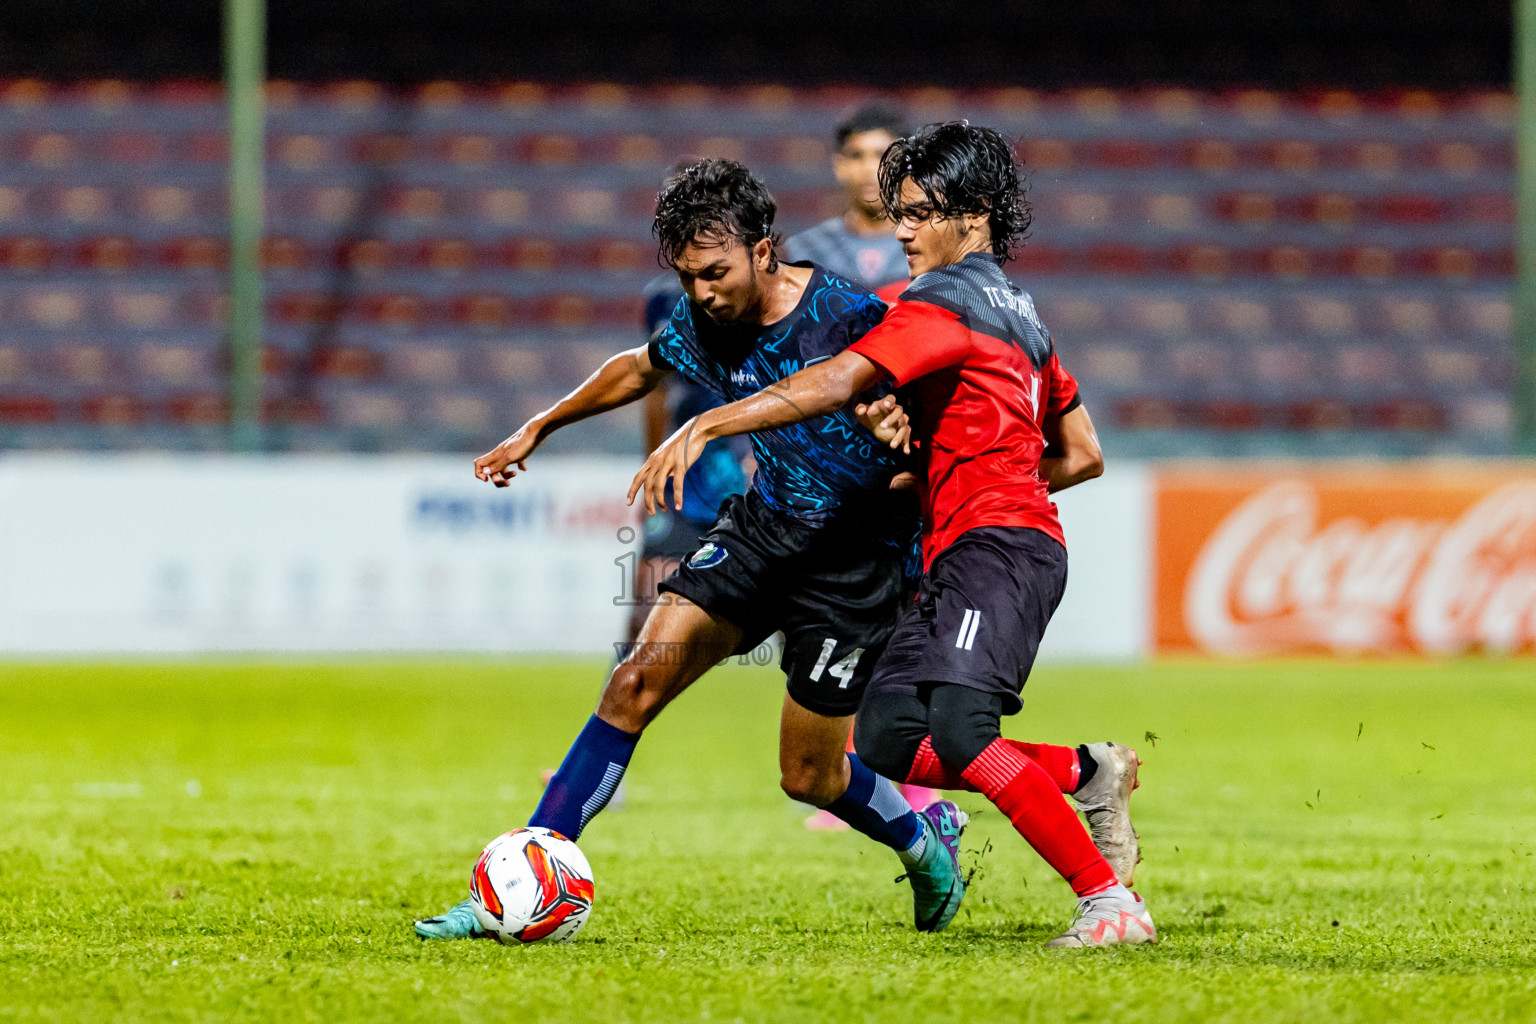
646,264,904,527
643,273,751,523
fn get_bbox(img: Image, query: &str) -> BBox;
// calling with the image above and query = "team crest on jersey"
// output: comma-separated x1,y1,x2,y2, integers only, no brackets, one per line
857,246,887,282
689,543,728,569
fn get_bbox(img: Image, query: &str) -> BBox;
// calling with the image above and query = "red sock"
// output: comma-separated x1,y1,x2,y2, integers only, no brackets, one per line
905,737,1080,794
1008,742,1080,793
960,739,1117,898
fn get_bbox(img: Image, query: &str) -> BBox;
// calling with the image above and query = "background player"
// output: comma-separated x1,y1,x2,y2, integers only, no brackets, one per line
630,123,1152,948
415,158,968,940
783,102,911,296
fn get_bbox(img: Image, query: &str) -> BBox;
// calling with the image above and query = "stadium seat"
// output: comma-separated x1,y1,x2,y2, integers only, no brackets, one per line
0,82,1517,449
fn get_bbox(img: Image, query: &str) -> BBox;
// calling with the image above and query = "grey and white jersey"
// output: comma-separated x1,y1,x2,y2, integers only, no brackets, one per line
782,216,907,291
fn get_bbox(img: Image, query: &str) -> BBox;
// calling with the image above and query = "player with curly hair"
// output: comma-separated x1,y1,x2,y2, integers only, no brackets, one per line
414,158,971,940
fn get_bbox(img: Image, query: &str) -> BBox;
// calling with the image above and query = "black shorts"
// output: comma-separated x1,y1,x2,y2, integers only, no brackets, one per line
863,526,1067,717
640,509,713,562
659,489,911,717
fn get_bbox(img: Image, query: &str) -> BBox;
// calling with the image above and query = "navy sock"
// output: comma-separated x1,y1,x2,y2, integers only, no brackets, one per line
529,715,640,840
824,754,925,853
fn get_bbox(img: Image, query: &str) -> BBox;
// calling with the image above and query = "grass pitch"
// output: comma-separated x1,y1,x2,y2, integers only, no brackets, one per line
2,657,1534,1023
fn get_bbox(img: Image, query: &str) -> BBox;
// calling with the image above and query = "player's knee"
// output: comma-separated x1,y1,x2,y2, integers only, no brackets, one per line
779,759,841,806
852,714,915,782
596,662,669,732
927,713,998,769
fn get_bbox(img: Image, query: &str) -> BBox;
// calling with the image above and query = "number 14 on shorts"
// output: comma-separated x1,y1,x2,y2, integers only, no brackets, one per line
809,640,864,688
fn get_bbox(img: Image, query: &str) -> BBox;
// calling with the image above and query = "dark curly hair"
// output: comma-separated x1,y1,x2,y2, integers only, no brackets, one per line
878,121,1031,261
652,158,783,271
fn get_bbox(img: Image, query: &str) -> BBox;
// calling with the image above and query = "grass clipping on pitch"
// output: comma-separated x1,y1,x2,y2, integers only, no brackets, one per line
2,657,1534,1023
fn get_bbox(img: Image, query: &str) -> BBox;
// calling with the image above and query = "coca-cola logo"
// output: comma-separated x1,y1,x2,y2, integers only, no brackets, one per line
1185,479,1536,655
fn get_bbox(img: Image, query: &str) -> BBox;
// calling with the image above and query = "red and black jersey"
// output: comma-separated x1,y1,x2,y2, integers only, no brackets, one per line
849,252,1081,568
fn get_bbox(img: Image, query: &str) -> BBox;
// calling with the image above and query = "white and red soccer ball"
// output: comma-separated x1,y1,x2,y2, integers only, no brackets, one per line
469,827,595,943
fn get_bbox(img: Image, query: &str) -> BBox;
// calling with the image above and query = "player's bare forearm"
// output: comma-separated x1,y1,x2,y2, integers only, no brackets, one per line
537,347,668,436
476,346,667,486
1039,404,1104,494
626,351,885,514
693,350,886,444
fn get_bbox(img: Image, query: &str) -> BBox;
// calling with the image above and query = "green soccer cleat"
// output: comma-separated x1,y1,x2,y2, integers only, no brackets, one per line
413,898,487,940
907,800,969,933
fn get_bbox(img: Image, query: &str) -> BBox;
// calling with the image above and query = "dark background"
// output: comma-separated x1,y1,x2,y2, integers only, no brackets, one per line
0,0,1514,89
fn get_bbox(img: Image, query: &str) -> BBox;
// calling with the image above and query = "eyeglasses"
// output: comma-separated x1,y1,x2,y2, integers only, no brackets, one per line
893,205,940,228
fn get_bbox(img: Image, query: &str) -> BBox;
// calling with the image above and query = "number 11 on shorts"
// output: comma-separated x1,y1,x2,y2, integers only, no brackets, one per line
809,638,865,688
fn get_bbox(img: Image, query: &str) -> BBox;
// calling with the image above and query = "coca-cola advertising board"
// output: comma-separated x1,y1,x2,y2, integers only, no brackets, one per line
1154,466,1536,656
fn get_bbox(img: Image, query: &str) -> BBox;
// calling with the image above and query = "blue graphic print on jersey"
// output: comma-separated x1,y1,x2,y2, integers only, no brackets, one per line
646,264,902,525
643,273,750,523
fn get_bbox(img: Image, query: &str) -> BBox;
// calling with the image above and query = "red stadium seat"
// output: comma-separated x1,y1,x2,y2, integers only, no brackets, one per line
415,238,475,276
1267,140,1321,175
1013,245,1069,275
1018,139,1073,173
1265,245,1313,280
262,237,312,272
517,134,581,166
1351,141,1400,178
1344,245,1396,280
71,236,138,273
24,132,84,168
275,134,337,170
0,395,58,424
1,236,58,274
1214,191,1276,227
1285,400,1356,431
1113,397,1181,430
447,293,520,331
311,347,384,380
352,134,414,165
385,187,448,223
1373,193,1444,224
1462,192,1514,224
272,292,342,326
1203,400,1264,431
1365,400,1445,431
1088,243,1152,276
1084,140,1162,171
158,237,226,272
166,394,229,425
1182,140,1240,174
81,394,148,426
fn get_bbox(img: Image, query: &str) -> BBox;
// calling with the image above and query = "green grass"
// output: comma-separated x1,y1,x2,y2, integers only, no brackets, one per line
2,657,1534,1022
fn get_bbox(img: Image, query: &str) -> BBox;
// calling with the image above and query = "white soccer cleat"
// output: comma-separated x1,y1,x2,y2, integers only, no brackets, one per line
1071,741,1141,886
1045,890,1157,948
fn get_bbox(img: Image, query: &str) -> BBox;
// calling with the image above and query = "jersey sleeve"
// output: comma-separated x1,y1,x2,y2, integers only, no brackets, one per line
1043,347,1082,416
847,299,972,386
646,331,677,371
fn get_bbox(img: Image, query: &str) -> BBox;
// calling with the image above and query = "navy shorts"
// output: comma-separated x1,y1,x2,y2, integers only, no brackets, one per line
660,489,914,717
863,526,1068,717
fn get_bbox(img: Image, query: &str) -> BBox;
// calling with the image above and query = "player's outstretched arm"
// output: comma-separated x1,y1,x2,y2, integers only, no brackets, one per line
475,345,670,488
1038,404,1104,494
627,350,885,513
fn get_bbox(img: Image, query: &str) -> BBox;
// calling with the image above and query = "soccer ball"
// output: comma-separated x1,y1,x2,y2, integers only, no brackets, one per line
468,827,595,944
